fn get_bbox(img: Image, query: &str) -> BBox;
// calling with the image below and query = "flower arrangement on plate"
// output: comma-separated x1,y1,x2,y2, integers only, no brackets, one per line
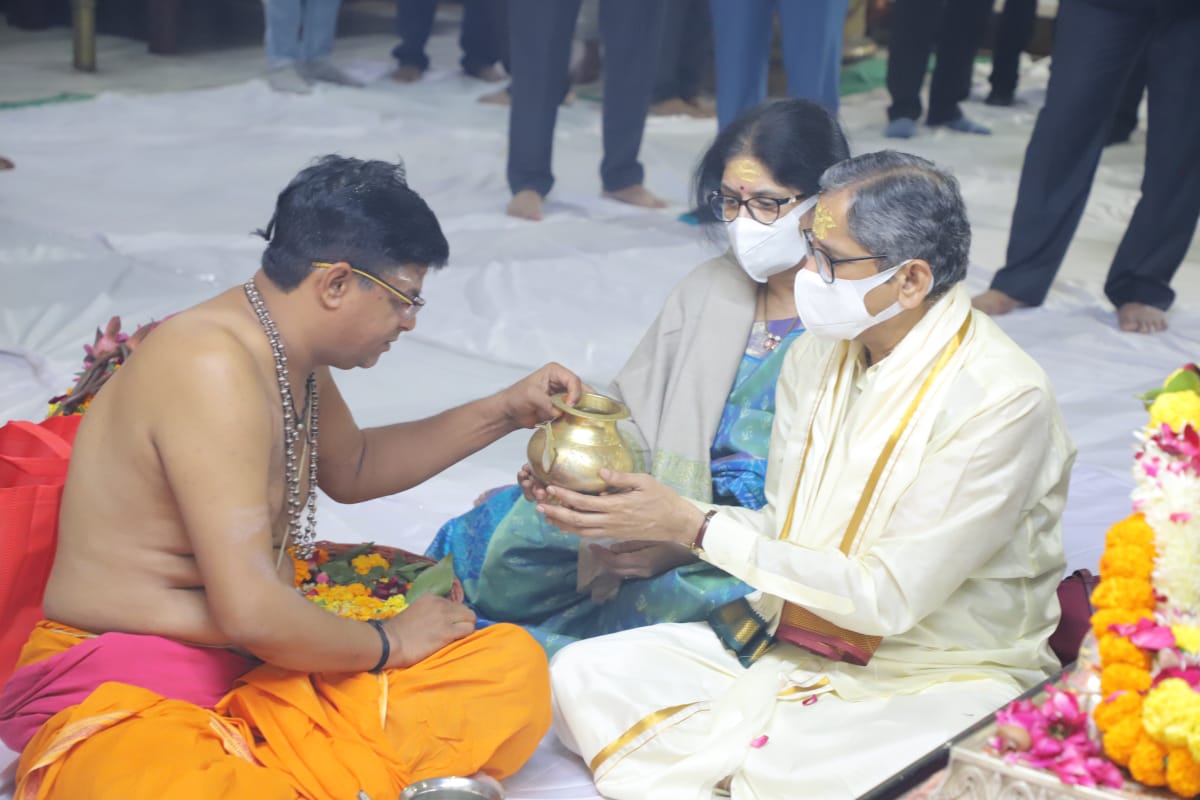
989,363,1200,797
47,316,163,417
291,541,460,621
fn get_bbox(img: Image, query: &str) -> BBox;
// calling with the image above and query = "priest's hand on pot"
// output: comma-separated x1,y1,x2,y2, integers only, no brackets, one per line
536,469,707,546
499,362,584,430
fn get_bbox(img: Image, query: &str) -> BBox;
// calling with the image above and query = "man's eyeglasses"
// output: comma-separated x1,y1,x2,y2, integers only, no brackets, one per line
707,191,805,225
311,261,425,317
801,228,889,284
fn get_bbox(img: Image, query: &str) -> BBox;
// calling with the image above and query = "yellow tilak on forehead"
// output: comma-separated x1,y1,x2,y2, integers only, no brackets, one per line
813,202,837,239
728,157,763,183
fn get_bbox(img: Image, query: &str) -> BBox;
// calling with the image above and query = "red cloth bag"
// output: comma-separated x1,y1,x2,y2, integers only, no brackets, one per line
0,416,81,685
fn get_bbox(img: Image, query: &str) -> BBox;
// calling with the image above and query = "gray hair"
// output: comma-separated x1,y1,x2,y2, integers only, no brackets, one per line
818,151,970,300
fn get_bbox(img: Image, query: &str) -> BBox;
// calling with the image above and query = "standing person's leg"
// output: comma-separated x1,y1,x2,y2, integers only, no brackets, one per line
598,0,669,204
678,0,715,105
264,0,303,68
885,0,942,136
1106,54,1147,145
461,0,505,80
300,0,342,63
506,0,581,218
1104,9,1200,332
708,0,776,130
987,0,1037,105
977,0,1150,314
263,0,311,93
299,0,362,85
651,0,688,107
777,0,849,114
925,0,992,129
392,0,437,79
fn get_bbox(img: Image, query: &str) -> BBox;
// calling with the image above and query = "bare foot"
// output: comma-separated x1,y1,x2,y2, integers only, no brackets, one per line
603,185,668,209
466,64,506,83
0,157,13,170
392,64,423,83
972,289,1028,316
507,190,544,221
649,98,697,117
478,86,510,106
1118,302,1168,333
570,40,603,85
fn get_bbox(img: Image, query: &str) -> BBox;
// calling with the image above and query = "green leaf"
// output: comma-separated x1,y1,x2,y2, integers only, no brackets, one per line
320,560,357,585
406,555,455,602
336,542,376,563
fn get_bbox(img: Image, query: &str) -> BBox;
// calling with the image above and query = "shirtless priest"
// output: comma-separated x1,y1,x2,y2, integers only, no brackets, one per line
539,151,1075,799
0,155,579,799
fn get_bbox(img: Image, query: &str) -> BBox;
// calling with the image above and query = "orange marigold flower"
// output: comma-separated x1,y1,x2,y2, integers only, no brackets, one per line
1098,632,1152,670
1130,733,1168,787
1091,576,1156,612
1105,514,1156,551
1099,545,1155,582
1101,662,1153,697
1104,715,1145,766
1167,747,1200,799
1095,691,1144,733
294,559,311,587
315,548,330,565
1091,607,1153,640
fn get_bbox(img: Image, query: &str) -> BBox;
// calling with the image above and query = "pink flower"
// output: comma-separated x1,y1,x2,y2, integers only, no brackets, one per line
1169,511,1193,523
749,735,769,749
1112,618,1175,650
1154,665,1200,689
315,572,330,584
83,317,128,363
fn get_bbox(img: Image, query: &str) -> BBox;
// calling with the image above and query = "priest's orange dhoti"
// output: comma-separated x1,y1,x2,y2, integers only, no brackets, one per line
2,620,550,799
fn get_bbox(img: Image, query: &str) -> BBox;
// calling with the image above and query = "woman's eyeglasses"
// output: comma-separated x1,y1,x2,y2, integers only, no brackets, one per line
707,191,805,224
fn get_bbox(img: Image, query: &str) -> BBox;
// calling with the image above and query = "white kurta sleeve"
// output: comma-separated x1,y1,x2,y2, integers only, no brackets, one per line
695,382,1067,637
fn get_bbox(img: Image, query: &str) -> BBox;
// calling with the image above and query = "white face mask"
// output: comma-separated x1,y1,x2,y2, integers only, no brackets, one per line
792,260,912,340
727,196,818,283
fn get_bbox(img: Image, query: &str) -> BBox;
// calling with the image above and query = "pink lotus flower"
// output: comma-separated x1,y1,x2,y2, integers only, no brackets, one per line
83,317,129,363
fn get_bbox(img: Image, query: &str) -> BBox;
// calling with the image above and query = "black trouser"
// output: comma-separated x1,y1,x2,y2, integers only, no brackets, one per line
652,0,713,103
988,0,1037,98
886,0,994,124
392,0,503,74
992,0,1200,310
1108,56,1146,142
506,0,666,196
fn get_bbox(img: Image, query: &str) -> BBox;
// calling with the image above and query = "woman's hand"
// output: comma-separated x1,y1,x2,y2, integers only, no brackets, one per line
517,463,549,503
537,469,706,546
588,540,698,580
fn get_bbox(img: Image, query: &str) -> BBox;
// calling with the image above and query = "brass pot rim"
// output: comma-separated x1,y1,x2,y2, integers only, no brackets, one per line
549,391,630,422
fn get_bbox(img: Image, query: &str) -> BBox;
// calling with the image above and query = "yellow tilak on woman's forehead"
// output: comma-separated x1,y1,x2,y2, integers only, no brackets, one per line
813,202,837,239
729,157,763,182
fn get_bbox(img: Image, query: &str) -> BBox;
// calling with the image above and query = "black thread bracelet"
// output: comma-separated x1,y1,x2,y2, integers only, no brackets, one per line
367,619,390,674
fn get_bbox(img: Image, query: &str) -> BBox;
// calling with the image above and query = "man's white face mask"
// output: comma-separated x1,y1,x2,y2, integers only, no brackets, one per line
792,259,913,340
727,196,819,283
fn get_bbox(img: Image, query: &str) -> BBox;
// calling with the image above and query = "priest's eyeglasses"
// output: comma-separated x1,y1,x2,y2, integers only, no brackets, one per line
707,191,805,224
311,261,426,317
801,228,889,284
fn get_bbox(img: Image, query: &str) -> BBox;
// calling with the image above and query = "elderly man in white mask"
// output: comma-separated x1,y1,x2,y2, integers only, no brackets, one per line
539,151,1074,800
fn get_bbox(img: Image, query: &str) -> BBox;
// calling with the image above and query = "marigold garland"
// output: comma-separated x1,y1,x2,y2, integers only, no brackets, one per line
1089,364,1200,799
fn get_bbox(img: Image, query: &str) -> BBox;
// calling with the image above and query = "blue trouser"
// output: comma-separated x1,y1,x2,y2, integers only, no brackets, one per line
263,0,342,68
392,0,503,74
506,0,667,196
991,0,1200,310
708,0,848,130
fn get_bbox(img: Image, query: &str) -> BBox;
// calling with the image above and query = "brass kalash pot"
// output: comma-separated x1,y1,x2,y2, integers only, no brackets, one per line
527,392,634,494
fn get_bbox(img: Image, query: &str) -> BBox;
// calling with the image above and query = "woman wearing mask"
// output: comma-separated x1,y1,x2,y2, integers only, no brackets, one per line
426,99,850,655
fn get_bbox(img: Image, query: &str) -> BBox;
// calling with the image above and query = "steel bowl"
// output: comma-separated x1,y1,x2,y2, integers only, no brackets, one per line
398,776,505,800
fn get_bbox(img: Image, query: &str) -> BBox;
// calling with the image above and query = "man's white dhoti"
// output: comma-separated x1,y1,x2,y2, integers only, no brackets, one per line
552,623,1017,800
